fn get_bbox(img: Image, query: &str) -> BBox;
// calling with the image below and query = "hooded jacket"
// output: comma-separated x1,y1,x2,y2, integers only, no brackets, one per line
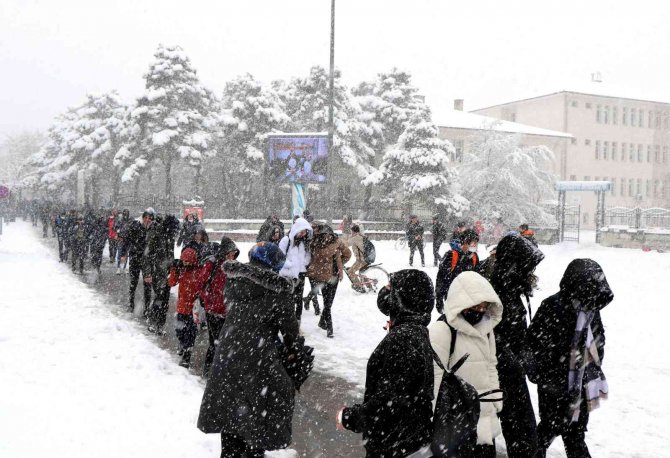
429,271,503,445
278,217,313,279
307,230,352,283
197,260,298,450
490,233,544,357
198,237,240,317
342,270,435,457
527,259,612,391
167,247,201,315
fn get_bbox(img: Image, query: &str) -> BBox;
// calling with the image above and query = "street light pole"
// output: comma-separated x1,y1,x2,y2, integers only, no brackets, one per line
328,0,335,147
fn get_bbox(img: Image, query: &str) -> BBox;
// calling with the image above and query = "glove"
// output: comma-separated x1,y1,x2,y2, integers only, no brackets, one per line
282,336,315,391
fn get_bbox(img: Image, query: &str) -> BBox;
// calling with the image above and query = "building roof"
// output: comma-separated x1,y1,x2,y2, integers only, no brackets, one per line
473,82,670,112
435,109,573,138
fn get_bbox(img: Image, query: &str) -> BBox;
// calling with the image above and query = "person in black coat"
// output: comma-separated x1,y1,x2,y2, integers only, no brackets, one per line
405,215,425,267
177,212,202,247
528,259,613,458
435,229,481,313
339,269,435,458
256,213,285,243
431,214,448,266
144,214,177,330
119,210,152,312
88,210,108,274
489,233,544,458
197,243,300,458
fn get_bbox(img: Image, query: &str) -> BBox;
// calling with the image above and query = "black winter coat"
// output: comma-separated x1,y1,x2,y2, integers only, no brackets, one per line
142,221,174,278
527,259,612,391
119,220,147,258
342,316,434,457
490,233,544,358
432,221,448,243
257,218,285,243
197,260,298,450
177,218,202,246
405,222,424,243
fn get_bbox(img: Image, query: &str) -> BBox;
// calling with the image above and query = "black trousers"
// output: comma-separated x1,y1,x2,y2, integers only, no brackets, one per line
147,271,170,327
176,313,198,351
409,240,425,265
293,273,307,321
319,281,338,333
71,241,85,273
203,313,226,377
220,432,264,458
108,239,118,261
433,240,443,265
537,388,591,458
128,256,151,310
90,242,106,271
497,351,538,458
470,442,496,457
58,237,68,261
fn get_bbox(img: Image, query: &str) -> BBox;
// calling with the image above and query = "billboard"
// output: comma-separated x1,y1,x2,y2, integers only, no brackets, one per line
268,134,329,184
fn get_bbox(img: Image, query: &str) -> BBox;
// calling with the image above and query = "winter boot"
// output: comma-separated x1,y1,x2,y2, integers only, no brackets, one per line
327,326,334,338
317,317,327,330
314,302,321,316
303,296,310,311
179,349,192,368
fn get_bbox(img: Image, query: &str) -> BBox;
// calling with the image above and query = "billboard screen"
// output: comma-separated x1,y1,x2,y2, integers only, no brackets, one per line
268,135,329,184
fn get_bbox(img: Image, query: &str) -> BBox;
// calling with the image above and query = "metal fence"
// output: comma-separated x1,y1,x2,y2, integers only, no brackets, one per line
604,207,670,229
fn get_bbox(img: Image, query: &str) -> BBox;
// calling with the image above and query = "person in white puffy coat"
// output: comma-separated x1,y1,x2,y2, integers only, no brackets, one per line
278,217,313,322
429,271,504,457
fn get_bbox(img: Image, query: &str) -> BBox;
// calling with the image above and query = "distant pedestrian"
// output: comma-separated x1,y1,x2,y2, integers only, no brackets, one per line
278,217,313,323
257,213,284,243
107,209,119,263
519,224,538,246
70,214,87,274
119,209,152,313
435,229,481,313
346,224,368,286
177,212,201,247
431,214,448,267
115,209,131,274
528,259,613,458
405,214,425,267
89,210,108,274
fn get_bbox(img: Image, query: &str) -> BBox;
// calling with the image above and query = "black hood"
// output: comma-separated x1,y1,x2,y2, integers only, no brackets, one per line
559,258,613,311
378,269,434,325
217,236,240,260
492,233,544,291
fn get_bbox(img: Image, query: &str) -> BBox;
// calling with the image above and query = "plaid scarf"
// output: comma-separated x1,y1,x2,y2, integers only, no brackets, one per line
567,310,609,422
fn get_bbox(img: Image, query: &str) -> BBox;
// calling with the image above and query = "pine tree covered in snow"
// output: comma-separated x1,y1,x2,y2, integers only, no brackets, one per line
459,126,557,225
218,73,290,213
365,117,465,211
120,45,218,197
0,131,45,188
284,66,375,179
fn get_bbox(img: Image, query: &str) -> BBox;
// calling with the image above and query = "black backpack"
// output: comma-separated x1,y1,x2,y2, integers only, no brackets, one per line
362,236,376,264
431,323,504,457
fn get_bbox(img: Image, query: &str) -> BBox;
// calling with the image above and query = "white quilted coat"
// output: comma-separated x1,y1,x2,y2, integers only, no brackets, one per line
428,271,504,445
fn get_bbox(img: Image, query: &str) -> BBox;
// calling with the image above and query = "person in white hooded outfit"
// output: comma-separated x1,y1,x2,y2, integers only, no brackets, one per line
278,217,313,322
429,271,504,457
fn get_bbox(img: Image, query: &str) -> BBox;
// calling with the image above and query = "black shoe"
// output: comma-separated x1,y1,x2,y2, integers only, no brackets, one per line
327,329,334,338
128,303,135,313
303,297,310,311
318,319,327,330
314,305,321,316
421,263,425,267
179,350,192,368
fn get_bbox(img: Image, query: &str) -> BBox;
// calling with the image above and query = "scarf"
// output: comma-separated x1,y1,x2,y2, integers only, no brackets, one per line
568,310,609,422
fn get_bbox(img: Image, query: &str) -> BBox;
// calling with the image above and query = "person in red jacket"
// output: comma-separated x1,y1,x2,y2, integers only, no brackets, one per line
199,237,240,378
168,246,202,368
107,209,119,263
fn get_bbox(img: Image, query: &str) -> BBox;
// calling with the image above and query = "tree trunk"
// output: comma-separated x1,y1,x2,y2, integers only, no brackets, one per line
164,159,172,199
112,172,120,206
193,166,201,197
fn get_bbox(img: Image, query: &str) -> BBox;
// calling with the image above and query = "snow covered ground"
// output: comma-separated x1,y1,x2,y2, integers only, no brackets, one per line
1,221,669,457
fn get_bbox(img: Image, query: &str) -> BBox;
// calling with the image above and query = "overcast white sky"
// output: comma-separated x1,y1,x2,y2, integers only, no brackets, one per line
1,0,669,136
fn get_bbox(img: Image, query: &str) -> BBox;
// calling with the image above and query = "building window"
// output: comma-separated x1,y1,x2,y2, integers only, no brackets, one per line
639,110,644,127
647,145,652,162
631,108,637,126
610,177,615,195
629,143,635,161
584,176,591,181
623,107,628,125
637,144,643,162
570,174,576,181
585,139,591,146
649,110,654,128
637,178,642,196
612,107,618,125
603,141,609,160
621,142,627,161
620,178,625,196
655,145,661,162
655,112,662,129
604,106,610,124
664,146,668,163
595,141,600,159
596,105,602,123
646,179,651,197
585,102,592,109
629,179,635,197
665,114,669,130
654,180,660,197
571,100,578,107
612,142,617,161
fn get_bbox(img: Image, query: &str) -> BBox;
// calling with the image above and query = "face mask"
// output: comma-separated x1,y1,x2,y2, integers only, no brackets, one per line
462,309,485,325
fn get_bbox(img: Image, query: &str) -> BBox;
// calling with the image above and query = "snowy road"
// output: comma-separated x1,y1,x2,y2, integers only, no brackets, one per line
1,220,669,457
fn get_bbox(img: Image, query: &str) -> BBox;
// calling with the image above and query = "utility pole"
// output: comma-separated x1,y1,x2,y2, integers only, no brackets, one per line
328,0,335,148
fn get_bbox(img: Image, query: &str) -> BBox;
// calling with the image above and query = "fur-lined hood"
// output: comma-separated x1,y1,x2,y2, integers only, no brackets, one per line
223,260,294,294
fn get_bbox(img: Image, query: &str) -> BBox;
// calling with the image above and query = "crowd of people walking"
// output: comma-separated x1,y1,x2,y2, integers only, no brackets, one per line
16,200,612,458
